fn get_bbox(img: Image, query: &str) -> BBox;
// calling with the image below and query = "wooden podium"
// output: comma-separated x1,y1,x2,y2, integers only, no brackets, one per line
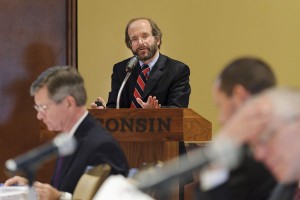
88,108,212,169
89,108,211,200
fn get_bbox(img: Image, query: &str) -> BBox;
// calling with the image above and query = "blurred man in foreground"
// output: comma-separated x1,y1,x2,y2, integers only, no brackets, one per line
4,66,129,200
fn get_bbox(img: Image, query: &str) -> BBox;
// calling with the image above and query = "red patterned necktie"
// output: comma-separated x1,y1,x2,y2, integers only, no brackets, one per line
131,65,150,108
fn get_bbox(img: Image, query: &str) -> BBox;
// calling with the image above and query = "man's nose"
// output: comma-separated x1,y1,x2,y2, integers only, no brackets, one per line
36,111,44,120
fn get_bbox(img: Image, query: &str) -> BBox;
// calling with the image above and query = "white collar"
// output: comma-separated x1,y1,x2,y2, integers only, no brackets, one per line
67,111,88,137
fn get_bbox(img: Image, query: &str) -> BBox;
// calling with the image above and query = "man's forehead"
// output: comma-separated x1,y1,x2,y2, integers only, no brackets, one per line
129,20,151,32
34,86,50,102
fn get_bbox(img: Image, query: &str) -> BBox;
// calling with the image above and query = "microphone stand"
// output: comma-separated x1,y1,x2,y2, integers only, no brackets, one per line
116,72,132,109
135,140,243,197
23,167,38,200
116,55,138,109
28,185,38,200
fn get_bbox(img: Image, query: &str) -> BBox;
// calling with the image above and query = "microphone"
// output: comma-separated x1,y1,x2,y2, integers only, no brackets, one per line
126,55,139,72
5,133,77,172
117,55,139,108
135,136,242,192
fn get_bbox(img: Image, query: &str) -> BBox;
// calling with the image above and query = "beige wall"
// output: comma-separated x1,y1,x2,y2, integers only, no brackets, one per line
78,1,300,136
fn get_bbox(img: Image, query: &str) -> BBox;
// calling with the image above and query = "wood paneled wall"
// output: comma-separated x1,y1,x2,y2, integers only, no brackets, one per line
0,0,77,182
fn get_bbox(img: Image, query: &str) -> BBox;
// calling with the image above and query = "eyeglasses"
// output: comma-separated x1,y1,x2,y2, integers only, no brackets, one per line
33,102,53,112
130,34,153,45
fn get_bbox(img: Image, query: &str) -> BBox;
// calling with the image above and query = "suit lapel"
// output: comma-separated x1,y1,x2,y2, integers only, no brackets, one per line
55,115,90,188
55,136,84,188
55,154,73,187
143,54,166,99
268,183,298,200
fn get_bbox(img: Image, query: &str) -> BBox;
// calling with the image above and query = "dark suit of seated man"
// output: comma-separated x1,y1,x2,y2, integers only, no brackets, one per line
4,66,129,200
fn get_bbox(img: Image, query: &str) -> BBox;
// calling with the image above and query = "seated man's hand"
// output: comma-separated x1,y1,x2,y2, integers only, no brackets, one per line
90,97,106,109
136,96,161,109
34,181,62,200
4,176,28,186
218,97,271,144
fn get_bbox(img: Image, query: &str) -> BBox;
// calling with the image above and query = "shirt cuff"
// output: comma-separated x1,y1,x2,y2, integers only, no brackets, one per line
59,192,72,200
200,167,229,191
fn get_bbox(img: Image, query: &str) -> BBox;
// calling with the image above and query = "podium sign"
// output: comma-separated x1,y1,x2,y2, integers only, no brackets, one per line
89,108,211,168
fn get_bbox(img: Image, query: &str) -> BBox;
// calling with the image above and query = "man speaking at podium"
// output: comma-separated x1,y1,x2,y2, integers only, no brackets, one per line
4,66,129,200
91,17,191,109
91,17,192,199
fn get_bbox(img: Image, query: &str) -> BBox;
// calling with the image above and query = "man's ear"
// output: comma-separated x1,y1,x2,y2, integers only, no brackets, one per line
232,84,251,105
156,37,161,47
64,96,76,108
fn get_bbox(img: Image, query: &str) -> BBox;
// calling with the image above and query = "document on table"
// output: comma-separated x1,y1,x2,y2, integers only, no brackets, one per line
0,186,28,200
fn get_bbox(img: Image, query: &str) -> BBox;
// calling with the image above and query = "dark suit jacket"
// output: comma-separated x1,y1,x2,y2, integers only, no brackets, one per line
106,53,191,108
196,146,277,200
51,113,129,194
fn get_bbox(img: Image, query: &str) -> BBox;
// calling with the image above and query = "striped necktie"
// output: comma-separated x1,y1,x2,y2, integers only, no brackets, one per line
131,65,150,108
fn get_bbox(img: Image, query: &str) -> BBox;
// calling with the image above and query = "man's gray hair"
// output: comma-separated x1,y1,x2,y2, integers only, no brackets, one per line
263,87,300,122
30,66,87,106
